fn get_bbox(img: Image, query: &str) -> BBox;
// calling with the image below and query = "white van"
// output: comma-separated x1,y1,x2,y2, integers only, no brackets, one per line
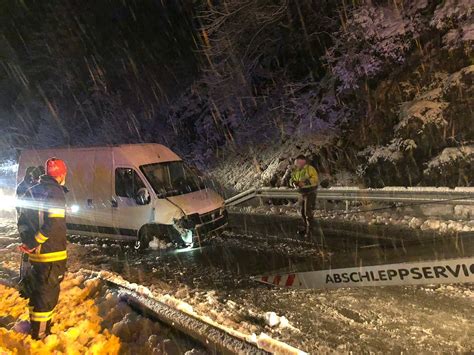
17,144,227,248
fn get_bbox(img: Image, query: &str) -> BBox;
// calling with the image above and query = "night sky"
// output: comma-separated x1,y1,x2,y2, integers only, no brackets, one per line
0,0,200,152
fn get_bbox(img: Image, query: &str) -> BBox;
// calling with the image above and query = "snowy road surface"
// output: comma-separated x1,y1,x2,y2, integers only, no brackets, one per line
1,216,473,353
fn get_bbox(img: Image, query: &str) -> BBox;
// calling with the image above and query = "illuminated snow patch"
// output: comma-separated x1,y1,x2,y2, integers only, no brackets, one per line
0,162,18,173
148,237,170,250
0,190,16,211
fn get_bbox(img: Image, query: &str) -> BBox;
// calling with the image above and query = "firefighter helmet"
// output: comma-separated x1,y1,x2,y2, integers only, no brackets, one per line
45,158,67,178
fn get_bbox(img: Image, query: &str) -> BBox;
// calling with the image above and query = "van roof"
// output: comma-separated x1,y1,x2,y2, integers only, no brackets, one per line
114,144,181,166
20,143,182,167
21,143,168,152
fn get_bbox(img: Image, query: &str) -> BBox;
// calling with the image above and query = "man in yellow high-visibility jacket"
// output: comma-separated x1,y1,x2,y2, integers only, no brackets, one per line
290,155,319,238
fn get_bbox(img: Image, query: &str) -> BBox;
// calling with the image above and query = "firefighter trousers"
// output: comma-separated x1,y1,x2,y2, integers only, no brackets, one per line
300,190,317,236
24,261,66,339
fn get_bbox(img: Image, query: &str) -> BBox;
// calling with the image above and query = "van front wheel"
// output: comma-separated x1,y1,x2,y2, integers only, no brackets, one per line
134,229,152,250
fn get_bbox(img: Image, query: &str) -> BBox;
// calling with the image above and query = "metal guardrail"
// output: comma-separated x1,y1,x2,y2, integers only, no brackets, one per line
225,187,474,206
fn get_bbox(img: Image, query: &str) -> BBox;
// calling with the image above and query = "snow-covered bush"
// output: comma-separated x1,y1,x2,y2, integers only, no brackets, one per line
430,0,473,31
424,145,474,186
325,1,429,93
357,138,419,186
394,99,449,155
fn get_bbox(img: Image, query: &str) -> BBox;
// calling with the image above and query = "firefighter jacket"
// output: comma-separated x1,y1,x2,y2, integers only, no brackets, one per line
17,175,67,263
290,164,319,193
16,179,35,215
16,179,34,199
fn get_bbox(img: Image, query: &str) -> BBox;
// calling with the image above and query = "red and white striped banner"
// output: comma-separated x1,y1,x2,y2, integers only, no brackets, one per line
253,257,474,289
258,273,301,287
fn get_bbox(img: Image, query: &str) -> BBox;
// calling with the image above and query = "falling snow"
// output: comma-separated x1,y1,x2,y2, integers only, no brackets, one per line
0,0,473,353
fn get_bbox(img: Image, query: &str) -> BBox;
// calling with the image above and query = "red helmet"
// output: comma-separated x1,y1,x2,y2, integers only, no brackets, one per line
45,158,67,178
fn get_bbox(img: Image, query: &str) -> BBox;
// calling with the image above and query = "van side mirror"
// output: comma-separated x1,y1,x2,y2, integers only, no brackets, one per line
135,187,150,205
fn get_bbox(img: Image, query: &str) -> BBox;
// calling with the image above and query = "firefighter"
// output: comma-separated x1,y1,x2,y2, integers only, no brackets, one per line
17,158,68,340
16,166,43,209
290,155,319,238
17,166,45,282
16,166,41,291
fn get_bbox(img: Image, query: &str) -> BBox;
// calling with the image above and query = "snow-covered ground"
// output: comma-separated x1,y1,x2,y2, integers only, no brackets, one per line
1,214,473,353
0,268,205,354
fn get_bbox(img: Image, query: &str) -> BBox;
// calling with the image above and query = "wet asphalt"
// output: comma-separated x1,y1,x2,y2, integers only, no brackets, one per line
70,213,474,290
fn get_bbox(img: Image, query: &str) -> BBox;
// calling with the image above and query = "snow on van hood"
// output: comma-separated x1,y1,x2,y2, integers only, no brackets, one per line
166,189,224,216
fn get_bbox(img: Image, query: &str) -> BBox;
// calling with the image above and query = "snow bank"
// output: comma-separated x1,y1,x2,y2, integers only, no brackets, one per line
0,271,202,354
0,274,120,354
256,333,307,355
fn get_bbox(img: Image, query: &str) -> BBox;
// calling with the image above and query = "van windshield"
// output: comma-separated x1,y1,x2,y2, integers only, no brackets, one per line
140,161,204,197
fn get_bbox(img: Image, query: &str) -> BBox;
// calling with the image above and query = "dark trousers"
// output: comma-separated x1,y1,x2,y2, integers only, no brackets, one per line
300,190,317,235
23,261,65,339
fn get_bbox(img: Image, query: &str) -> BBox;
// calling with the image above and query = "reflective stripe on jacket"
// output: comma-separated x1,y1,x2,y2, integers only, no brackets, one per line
28,250,67,263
